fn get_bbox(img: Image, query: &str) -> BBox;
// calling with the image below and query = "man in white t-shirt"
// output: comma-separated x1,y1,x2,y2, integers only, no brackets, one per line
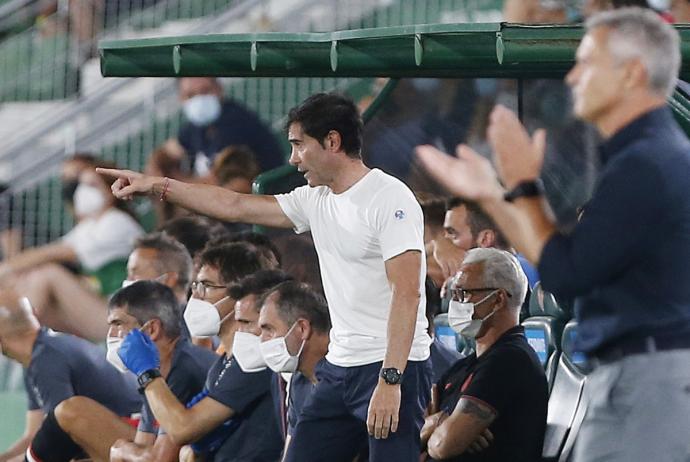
98,93,432,462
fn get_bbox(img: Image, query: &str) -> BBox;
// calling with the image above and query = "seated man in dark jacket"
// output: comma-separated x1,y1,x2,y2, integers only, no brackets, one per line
422,248,547,462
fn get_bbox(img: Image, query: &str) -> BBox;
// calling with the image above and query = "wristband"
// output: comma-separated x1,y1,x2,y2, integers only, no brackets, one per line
159,177,170,202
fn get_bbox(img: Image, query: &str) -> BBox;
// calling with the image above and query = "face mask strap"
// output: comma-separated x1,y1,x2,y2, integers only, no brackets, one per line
284,320,306,358
214,296,235,324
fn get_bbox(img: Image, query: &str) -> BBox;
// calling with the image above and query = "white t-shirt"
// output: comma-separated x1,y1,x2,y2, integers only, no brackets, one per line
275,168,431,367
62,208,144,271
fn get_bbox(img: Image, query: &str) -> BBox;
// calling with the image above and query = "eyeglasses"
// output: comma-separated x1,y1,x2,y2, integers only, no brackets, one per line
451,287,512,303
191,280,226,298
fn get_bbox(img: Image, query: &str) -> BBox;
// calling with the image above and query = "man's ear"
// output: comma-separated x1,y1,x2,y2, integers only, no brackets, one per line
297,318,312,340
476,229,496,248
162,272,179,290
325,130,343,152
146,319,164,342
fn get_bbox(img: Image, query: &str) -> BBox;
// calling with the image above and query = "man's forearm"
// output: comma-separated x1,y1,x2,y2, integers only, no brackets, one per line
149,178,292,229
479,196,556,265
144,379,192,443
383,289,420,371
151,178,243,223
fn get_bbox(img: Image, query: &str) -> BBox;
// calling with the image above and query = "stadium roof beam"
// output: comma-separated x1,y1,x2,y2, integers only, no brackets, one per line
99,23,690,79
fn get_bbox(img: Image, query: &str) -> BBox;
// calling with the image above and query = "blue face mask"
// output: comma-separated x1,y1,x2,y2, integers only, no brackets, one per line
183,94,222,127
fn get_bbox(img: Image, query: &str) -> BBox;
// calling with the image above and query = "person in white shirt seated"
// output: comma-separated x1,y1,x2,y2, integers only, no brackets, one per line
0,160,143,340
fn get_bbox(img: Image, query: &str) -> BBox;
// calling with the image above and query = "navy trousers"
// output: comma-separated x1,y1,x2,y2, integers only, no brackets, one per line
285,359,431,462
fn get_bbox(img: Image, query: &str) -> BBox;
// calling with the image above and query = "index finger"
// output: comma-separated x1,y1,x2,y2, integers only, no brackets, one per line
95,167,133,179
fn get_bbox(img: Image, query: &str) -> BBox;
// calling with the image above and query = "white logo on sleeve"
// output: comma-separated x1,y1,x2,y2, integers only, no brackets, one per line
394,209,406,220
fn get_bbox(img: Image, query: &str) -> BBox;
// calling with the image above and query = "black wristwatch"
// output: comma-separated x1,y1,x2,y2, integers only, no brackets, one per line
503,179,545,203
137,368,162,394
380,367,403,385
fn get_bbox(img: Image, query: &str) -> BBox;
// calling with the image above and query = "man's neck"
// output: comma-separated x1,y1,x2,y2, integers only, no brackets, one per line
329,160,371,195
157,337,179,378
475,322,517,357
596,95,666,139
219,320,236,357
299,333,329,384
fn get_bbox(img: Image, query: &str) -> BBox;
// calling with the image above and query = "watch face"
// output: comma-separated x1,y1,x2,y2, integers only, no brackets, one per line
382,368,402,384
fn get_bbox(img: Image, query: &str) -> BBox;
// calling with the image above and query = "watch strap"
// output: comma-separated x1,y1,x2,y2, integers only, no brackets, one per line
503,179,545,203
137,368,162,394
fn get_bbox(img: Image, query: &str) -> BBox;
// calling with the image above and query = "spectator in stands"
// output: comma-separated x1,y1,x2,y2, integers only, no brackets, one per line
99,92,432,462
60,153,98,218
51,281,215,462
118,270,290,462
421,248,547,461
418,8,690,461
0,292,141,462
0,161,143,340
257,281,330,454
211,145,261,194
0,153,96,259
155,77,284,178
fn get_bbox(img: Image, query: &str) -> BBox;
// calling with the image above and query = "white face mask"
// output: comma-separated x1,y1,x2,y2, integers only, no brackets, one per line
183,296,232,338
448,290,499,339
74,183,106,218
260,322,306,373
106,336,128,373
183,94,222,127
647,0,670,11
232,331,267,372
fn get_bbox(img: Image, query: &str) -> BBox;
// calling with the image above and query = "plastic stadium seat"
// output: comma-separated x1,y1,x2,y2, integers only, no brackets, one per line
542,320,588,461
522,316,563,392
560,321,591,375
529,282,569,319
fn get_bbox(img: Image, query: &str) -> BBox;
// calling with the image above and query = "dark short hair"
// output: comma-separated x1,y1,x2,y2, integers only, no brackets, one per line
198,242,266,286
209,231,282,267
228,269,294,305
445,197,508,249
135,232,193,293
259,281,331,334
159,216,229,259
285,93,363,159
109,281,181,338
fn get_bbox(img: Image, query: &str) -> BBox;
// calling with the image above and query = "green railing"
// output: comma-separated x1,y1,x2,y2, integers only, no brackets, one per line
0,0,239,102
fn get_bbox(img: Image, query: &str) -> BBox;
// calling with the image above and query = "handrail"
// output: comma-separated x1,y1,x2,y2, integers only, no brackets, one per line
0,0,263,182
